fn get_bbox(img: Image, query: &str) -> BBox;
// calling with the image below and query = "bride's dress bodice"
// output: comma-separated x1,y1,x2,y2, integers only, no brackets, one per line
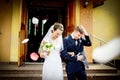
44,37,62,56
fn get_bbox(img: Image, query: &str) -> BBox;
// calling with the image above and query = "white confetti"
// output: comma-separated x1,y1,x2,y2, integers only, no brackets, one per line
22,38,29,44
92,37,120,63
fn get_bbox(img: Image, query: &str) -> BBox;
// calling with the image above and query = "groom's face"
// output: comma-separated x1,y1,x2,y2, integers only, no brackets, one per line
74,31,82,40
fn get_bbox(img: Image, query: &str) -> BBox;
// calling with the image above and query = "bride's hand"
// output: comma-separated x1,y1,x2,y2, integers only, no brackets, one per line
45,51,50,56
40,51,44,58
40,50,50,58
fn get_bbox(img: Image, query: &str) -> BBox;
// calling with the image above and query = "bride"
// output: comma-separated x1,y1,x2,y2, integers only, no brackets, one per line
38,22,64,80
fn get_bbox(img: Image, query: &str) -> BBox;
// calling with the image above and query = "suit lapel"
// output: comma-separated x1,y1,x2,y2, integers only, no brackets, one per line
69,35,76,46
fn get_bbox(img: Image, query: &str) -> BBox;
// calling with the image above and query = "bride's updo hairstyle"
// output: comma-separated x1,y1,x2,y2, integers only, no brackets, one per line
52,22,64,32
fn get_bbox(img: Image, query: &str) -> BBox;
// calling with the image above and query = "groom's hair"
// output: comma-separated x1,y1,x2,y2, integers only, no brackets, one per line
75,25,84,34
53,22,64,31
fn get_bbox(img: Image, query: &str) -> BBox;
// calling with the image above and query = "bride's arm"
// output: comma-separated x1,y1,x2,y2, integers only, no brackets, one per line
38,41,46,58
39,50,44,58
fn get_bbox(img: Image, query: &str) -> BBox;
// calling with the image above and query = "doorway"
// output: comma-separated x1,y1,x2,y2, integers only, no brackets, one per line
26,1,67,62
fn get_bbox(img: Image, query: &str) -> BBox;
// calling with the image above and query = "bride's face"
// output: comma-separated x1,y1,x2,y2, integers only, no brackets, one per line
52,29,63,39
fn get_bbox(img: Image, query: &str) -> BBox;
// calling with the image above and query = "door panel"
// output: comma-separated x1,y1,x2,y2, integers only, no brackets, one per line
18,0,27,66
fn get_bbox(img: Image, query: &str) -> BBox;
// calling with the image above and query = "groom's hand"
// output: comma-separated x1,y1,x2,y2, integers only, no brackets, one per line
68,52,74,57
77,55,84,61
80,25,89,36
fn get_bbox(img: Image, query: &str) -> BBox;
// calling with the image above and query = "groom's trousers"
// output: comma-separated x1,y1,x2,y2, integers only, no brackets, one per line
66,61,87,80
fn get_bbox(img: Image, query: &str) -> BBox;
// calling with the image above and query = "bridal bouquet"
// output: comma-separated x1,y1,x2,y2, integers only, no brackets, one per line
40,41,55,55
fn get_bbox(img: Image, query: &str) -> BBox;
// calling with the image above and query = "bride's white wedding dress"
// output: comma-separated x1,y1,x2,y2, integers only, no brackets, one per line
42,38,64,80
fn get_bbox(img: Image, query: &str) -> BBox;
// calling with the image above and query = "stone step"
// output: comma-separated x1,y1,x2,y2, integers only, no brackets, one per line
0,69,117,74
0,63,118,74
0,73,119,80
0,63,119,80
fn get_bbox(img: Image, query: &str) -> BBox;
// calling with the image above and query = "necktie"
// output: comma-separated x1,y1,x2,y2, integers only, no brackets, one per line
74,39,78,46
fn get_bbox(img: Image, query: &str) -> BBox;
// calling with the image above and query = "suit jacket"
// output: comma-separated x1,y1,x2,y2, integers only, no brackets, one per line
61,35,92,73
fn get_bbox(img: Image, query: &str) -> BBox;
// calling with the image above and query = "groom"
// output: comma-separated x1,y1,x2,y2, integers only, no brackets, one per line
61,25,92,80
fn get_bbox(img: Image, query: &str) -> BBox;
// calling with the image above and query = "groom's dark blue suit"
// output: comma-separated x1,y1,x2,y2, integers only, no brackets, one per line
61,35,92,80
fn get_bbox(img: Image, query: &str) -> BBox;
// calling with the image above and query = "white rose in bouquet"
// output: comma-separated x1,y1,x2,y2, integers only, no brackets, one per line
41,41,55,55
